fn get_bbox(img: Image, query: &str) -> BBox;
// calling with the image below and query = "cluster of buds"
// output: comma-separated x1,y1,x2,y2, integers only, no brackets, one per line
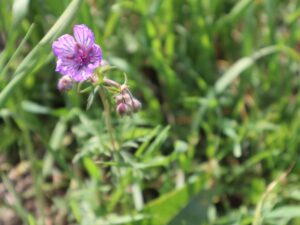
56,69,142,117
115,86,142,116
104,77,142,116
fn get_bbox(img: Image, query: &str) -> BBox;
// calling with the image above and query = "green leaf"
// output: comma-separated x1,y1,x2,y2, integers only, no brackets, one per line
139,177,211,225
27,214,37,225
0,23,35,77
167,192,214,225
12,0,30,27
143,125,170,157
21,100,52,114
216,0,253,30
265,206,300,219
86,86,99,110
215,45,280,94
83,157,101,180
49,118,67,150
135,125,161,157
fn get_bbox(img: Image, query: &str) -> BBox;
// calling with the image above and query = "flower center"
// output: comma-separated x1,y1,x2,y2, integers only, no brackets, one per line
75,44,92,68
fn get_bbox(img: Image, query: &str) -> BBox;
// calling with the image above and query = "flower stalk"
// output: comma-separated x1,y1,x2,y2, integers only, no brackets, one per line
52,24,142,151
98,85,117,151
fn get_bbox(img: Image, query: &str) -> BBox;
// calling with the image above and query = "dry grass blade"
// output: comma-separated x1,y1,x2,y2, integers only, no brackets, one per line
252,161,296,225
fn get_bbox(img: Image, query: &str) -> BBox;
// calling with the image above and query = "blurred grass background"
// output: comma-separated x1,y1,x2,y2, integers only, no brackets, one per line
1,0,300,224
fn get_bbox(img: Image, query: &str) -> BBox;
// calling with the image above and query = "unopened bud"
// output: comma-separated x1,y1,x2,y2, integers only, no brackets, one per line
57,76,73,92
115,93,142,115
116,102,130,116
115,93,131,104
131,98,142,112
115,94,123,104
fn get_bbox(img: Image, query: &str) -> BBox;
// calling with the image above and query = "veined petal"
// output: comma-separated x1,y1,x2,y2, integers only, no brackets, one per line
88,44,102,68
71,67,94,82
52,34,76,58
55,58,76,76
73,24,94,48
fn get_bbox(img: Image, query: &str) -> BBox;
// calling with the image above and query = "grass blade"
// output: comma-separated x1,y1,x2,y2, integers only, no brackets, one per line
215,45,280,94
0,24,35,77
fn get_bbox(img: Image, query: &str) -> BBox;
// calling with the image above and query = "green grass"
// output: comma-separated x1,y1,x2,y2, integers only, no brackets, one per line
1,0,300,225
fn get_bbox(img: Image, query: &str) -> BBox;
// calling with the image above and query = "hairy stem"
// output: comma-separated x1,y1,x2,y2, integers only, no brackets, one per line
98,85,117,151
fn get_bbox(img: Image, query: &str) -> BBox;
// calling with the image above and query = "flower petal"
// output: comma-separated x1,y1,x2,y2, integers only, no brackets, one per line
55,58,76,76
56,59,92,82
88,44,102,68
71,67,94,82
73,24,94,48
52,34,76,58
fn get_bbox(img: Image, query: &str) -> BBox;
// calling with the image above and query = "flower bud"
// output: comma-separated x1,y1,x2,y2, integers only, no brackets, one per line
115,92,142,115
115,94,123,104
131,98,142,112
57,76,73,92
116,102,130,116
115,93,131,104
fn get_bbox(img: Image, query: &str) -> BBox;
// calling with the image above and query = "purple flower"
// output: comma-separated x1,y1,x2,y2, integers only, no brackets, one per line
52,24,102,82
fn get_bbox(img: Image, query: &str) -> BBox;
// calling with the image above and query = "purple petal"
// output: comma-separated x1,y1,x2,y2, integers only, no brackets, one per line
73,24,95,48
71,67,94,82
56,59,93,82
55,58,75,76
52,34,76,58
88,44,102,68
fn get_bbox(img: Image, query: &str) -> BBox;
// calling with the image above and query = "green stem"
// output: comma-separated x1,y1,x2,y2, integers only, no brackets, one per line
98,85,123,190
98,85,117,151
